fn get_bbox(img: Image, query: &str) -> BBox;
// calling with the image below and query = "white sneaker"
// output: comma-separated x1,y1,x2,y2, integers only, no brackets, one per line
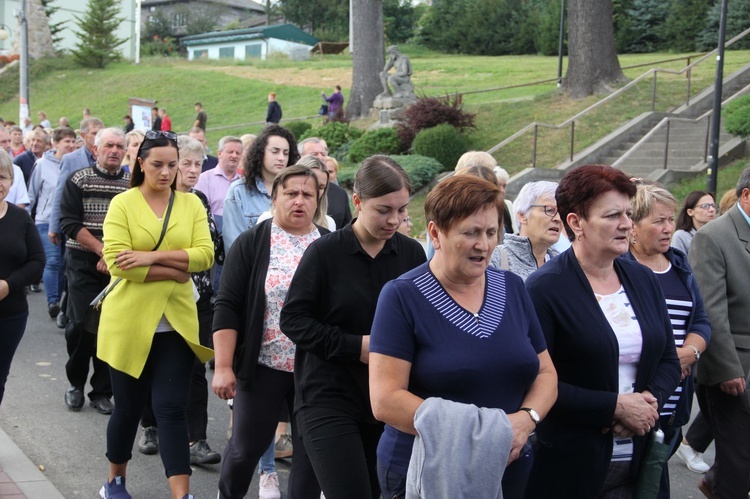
676,442,710,473
259,471,281,499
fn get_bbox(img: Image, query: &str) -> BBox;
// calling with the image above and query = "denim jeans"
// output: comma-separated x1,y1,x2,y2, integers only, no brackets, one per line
36,223,63,303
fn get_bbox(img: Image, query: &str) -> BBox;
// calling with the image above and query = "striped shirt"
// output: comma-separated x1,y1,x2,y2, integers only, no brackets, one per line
654,262,693,417
59,164,131,253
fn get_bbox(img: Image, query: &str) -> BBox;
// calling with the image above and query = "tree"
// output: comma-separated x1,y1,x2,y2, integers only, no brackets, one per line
664,0,715,53
40,0,66,49
563,0,627,98
623,0,668,53
279,0,349,41
383,0,418,44
72,0,127,68
698,0,750,51
346,0,385,119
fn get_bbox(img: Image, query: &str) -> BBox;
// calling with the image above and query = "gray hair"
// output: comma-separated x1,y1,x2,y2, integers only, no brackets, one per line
298,137,328,156
736,166,750,198
177,135,205,159
94,127,126,147
218,136,242,152
0,149,13,181
80,117,104,134
514,181,559,222
494,166,510,183
455,151,497,171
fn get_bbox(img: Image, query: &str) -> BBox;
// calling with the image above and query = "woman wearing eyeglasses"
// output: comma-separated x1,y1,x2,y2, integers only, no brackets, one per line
98,131,215,499
672,191,716,255
490,181,562,281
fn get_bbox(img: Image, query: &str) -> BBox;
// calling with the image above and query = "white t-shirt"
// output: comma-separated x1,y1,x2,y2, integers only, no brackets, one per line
596,285,642,462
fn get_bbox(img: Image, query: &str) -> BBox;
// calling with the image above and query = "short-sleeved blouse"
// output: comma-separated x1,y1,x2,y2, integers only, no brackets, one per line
370,262,547,475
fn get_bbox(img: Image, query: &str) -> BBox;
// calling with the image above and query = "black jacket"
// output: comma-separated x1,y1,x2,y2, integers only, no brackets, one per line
212,218,329,390
266,101,282,123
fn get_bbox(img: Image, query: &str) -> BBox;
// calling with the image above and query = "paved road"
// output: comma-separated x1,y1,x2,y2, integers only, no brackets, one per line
2,290,715,498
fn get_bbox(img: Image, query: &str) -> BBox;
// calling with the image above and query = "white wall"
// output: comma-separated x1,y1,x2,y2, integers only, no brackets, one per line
0,0,137,59
188,37,312,61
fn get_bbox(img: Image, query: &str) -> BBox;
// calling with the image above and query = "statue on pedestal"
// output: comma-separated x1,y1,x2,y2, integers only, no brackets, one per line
379,46,415,99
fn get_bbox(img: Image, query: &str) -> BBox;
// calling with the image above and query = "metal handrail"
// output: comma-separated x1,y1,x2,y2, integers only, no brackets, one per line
612,81,750,169
448,54,706,99
486,26,750,164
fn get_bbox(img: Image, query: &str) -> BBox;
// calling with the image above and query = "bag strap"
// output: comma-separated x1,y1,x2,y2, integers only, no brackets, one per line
152,189,175,251
94,190,176,309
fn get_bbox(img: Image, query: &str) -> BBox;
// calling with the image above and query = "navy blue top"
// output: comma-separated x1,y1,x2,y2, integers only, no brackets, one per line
370,263,546,474
622,247,711,429
524,248,680,498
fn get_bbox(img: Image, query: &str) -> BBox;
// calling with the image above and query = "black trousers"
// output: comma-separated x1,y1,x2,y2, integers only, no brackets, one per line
64,249,111,400
107,331,195,478
218,365,319,499
296,405,382,499
697,382,750,498
684,410,714,452
0,311,28,405
142,296,214,441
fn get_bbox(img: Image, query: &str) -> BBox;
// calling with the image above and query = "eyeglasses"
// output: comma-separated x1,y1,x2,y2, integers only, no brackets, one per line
695,203,718,211
530,205,558,217
401,216,412,227
145,130,178,141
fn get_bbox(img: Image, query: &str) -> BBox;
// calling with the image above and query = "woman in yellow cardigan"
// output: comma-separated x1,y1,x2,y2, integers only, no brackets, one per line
98,131,214,499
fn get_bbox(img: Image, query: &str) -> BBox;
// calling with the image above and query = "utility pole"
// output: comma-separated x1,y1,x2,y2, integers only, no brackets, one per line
707,0,729,195
135,0,142,64
557,0,565,88
18,0,30,124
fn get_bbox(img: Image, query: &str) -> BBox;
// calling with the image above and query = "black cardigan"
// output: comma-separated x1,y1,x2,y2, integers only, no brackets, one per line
212,218,329,390
524,248,680,498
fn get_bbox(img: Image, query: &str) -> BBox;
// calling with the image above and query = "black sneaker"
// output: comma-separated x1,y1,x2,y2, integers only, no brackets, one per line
29,283,42,293
48,301,60,319
138,426,158,455
189,439,221,465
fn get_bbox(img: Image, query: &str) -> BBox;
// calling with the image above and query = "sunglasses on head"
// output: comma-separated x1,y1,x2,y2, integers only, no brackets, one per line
145,130,178,141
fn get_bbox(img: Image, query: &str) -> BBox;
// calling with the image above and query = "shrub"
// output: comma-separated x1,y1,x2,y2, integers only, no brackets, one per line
338,154,443,193
348,128,402,164
397,94,476,149
412,124,469,172
300,121,364,153
331,139,355,162
393,154,445,192
285,121,314,140
724,94,750,138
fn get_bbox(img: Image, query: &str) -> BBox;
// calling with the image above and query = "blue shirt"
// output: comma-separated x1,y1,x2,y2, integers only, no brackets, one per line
370,263,546,474
221,176,271,251
737,201,750,227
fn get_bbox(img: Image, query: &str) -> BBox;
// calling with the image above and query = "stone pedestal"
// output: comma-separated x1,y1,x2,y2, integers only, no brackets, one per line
369,94,417,130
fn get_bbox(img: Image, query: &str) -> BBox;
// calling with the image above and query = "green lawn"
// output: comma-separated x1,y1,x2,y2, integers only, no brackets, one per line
2,49,748,167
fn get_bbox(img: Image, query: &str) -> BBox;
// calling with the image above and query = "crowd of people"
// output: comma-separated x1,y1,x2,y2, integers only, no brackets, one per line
2,104,750,499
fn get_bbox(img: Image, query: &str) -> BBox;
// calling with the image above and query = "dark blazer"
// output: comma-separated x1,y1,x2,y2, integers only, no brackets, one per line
12,150,38,186
326,183,352,229
211,218,329,390
689,205,750,385
622,248,711,429
525,248,680,498
201,155,219,172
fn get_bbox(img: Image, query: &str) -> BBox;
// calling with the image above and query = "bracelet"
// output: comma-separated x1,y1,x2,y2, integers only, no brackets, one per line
686,344,700,361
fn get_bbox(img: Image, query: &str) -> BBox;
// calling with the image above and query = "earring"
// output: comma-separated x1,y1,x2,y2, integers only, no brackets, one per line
631,235,637,245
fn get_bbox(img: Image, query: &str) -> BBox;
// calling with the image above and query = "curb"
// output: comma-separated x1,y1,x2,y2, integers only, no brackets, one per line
0,425,65,498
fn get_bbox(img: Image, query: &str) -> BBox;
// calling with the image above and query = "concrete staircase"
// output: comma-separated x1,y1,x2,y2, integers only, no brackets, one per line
507,62,750,196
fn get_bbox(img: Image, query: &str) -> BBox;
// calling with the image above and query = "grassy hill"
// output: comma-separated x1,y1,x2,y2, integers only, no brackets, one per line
1,47,747,237
2,46,749,174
